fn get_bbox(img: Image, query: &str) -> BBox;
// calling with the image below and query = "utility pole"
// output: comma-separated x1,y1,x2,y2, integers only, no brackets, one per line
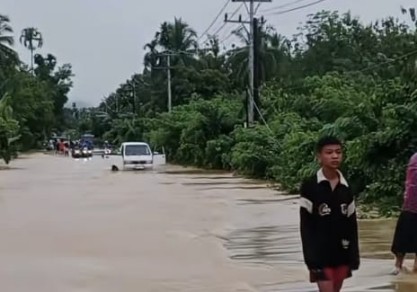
132,83,136,114
126,80,136,114
152,51,173,112
154,52,174,112
167,54,172,112
115,95,118,113
226,0,271,126
248,0,255,124
253,16,260,122
154,50,193,112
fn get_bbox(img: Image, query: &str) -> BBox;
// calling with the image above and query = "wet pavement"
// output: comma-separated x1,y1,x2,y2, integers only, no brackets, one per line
0,153,415,291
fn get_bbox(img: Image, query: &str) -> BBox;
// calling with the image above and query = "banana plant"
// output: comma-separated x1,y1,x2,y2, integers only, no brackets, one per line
0,93,20,164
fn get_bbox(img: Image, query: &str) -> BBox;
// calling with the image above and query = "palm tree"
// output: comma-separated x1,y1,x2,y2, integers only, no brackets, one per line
227,23,290,86
0,14,18,65
144,18,198,69
19,27,43,72
143,38,160,71
159,18,197,53
197,35,227,71
142,18,199,111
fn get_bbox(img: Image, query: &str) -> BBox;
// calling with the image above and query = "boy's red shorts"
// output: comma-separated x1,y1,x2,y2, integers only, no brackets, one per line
309,265,352,283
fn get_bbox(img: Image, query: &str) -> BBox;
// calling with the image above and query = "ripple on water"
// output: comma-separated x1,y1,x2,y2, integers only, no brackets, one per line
224,217,417,291
224,225,302,265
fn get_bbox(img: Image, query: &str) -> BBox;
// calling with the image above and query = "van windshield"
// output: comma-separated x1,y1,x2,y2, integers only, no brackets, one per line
125,144,150,156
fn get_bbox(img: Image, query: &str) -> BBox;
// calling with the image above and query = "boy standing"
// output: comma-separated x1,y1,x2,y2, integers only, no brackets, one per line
299,136,360,292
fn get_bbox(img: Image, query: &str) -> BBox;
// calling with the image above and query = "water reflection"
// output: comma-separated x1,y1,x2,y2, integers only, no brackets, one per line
394,275,417,292
198,186,268,190
225,218,399,264
3,154,417,292
237,197,297,205
164,167,417,291
224,214,417,291
359,220,396,260
158,168,229,175
224,225,302,265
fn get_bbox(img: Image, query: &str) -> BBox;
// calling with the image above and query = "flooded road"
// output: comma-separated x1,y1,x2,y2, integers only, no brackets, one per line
0,154,415,291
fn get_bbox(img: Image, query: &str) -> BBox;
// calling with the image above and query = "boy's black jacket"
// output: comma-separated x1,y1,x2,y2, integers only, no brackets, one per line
299,169,360,270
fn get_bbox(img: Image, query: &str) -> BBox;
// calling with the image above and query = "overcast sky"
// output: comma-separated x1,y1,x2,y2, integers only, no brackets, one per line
2,0,416,106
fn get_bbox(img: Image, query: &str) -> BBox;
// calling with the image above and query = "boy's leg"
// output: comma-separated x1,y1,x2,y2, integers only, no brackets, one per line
317,268,335,292
395,253,405,268
332,266,349,292
391,253,405,275
413,254,417,272
333,280,344,292
317,281,334,292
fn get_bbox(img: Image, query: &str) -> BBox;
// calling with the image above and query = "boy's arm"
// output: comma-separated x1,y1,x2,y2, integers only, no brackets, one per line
347,196,360,270
299,181,322,270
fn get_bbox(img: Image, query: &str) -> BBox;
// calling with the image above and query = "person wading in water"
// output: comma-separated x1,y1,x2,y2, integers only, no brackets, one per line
391,152,417,275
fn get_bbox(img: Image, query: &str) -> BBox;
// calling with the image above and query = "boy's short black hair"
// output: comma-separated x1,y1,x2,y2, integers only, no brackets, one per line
316,136,342,153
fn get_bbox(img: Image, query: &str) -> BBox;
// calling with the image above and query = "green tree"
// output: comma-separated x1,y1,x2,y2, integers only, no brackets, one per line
90,9,417,215
0,93,20,164
0,14,18,66
19,27,43,72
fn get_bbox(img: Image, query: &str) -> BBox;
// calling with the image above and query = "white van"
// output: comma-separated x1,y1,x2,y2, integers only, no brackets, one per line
121,142,153,170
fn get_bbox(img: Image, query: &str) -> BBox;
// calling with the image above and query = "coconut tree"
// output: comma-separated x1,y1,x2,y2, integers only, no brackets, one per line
0,14,18,65
197,35,227,71
19,27,43,72
227,22,290,87
144,18,198,68
158,18,198,53
143,39,160,71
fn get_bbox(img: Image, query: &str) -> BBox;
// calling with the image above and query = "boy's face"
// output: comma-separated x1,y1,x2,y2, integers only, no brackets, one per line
317,144,343,169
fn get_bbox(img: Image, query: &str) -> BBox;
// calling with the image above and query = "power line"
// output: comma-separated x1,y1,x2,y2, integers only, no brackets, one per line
265,0,327,16
254,2,262,13
259,0,309,12
219,2,263,46
213,3,243,35
358,49,417,73
219,27,237,43
200,3,243,46
280,48,417,92
219,15,252,44
244,2,250,14
197,0,231,42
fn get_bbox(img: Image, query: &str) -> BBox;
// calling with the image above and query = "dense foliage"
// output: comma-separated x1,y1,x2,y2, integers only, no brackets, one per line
79,9,417,213
0,14,73,161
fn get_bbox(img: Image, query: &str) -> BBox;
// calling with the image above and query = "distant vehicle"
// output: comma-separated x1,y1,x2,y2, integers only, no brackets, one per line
101,147,112,159
45,140,55,151
120,142,153,170
81,146,93,158
108,142,166,171
103,140,112,156
72,146,82,158
80,134,95,150
72,145,92,158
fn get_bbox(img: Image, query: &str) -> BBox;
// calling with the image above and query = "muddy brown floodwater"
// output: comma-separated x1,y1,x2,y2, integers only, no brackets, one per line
0,153,416,292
